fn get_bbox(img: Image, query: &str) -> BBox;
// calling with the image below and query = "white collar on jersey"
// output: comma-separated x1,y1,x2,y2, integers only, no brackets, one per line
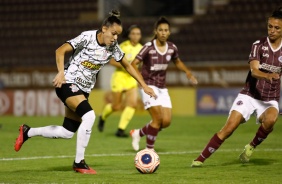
153,39,168,55
267,37,282,52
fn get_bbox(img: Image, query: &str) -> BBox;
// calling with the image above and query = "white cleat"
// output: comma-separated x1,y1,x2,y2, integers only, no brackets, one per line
130,129,140,151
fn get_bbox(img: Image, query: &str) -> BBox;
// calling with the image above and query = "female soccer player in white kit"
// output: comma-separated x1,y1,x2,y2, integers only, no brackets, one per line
14,10,156,174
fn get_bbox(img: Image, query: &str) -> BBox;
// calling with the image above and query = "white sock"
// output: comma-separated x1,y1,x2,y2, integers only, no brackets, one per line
75,110,95,163
28,126,74,139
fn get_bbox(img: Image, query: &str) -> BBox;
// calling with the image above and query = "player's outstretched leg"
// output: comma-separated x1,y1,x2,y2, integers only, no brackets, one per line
14,124,30,152
191,133,224,167
73,159,96,174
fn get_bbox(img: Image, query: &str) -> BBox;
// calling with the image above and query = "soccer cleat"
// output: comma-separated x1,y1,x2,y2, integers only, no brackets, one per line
73,159,97,174
115,128,128,138
239,144,255,163
97,116,105,132
191,160,203,167
14,124,30,152
130,129,140,151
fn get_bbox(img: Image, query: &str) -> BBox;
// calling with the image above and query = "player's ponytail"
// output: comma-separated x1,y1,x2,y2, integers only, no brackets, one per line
270,7,282,19
101,9,122,27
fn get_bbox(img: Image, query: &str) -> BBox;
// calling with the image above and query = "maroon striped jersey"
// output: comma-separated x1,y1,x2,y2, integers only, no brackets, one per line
240,37,282,102
136,40,179,88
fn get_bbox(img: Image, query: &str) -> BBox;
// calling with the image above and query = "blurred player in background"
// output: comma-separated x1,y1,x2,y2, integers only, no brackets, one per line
130,17,198,151
98,25,143,137
191,7,282,167
14,10,156,174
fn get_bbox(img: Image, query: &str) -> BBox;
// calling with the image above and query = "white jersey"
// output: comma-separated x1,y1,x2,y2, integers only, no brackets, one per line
64,30,124,93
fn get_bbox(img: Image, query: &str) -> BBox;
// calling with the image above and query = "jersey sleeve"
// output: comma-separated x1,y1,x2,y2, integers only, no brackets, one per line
66,32,89,50
136,42,151,61
112,43,125,62
172,43,179,60
249,40,262,63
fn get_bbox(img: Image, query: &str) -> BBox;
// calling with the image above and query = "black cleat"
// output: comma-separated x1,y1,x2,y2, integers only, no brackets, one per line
115,128,128,138
98,116,105,132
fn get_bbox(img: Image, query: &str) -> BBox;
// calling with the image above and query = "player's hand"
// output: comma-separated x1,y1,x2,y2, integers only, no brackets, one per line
143,86,157,99
52,71,66,88
189,75,198,85
266,73,280,82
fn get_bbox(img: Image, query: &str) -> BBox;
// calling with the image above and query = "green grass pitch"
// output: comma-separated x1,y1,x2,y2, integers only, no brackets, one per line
0,115,281,184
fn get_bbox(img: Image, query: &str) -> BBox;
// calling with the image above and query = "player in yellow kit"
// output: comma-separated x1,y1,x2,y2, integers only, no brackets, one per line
98,25,143,137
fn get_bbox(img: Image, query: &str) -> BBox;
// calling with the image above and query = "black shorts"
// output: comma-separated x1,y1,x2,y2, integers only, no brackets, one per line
55,83,89,106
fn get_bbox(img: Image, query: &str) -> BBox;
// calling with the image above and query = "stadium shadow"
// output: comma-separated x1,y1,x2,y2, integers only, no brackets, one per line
220,158,277,167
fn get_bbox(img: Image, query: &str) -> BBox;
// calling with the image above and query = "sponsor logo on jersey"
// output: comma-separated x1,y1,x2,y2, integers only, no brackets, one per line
262,53,269,58
149,50,157,54
236,100,243,105
262,46,268,51
81,61,102,70
259,63,282,73
167,49,174,54
150,64,168,71
69,84,79,93
76,77,92,88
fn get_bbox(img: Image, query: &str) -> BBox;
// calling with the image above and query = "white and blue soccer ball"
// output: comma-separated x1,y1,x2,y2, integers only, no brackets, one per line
134,148,160,174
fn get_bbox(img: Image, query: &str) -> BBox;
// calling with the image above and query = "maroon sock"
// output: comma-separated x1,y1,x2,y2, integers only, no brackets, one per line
250,125,272,148
139,123,150,137
146,125,159,149
195,133,224,163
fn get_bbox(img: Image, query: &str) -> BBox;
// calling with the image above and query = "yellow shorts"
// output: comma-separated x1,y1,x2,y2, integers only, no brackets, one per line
111,71,138,92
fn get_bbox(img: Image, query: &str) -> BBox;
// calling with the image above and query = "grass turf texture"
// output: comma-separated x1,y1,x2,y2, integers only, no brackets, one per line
0,115,281,184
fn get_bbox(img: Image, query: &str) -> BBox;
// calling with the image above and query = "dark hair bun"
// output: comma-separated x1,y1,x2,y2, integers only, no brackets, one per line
109,9,120,18
271,6,282,18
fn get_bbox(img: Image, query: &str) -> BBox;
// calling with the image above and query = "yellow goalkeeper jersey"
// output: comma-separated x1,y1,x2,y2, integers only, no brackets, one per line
111,40,143,92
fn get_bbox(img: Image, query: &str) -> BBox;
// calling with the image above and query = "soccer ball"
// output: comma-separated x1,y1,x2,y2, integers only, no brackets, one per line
134,148,160,174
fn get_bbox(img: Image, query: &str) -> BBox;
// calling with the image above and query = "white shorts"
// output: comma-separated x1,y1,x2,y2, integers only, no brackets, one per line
140,85,172,110
229,94,279,123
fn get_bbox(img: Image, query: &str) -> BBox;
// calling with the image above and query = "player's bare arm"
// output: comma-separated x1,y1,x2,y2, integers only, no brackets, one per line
250,60,280,82
53,43,73,88
173,58,198,85
109,58,123,68
121,58,157,99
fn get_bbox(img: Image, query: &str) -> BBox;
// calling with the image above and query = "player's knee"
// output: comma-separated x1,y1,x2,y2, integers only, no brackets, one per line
112,103,122,111
263,117,277,131
61,127,75,139
161,120,171,128
75,100,93,118
82,110,95,122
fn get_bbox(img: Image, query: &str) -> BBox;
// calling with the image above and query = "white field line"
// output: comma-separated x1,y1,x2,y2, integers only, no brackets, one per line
1,149,282,161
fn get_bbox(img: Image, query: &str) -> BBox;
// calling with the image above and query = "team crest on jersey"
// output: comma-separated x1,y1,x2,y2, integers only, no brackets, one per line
279,56,282,63
69,84,79,93
166,55,171,61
